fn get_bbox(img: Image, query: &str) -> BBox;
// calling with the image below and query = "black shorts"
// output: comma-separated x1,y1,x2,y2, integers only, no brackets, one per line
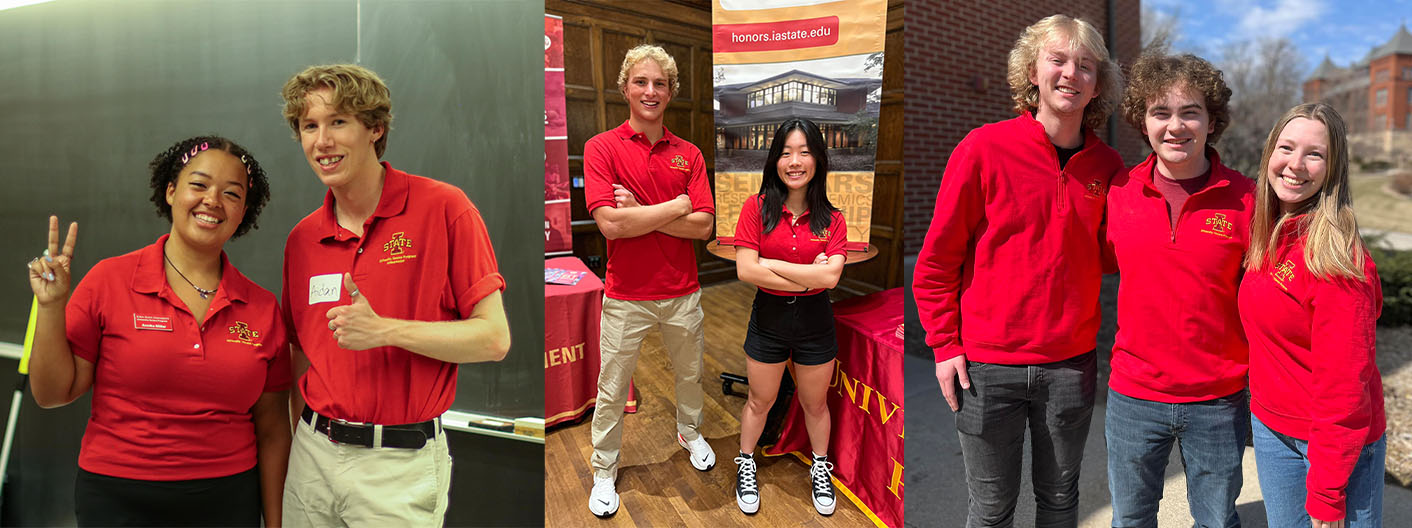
743,290,837,366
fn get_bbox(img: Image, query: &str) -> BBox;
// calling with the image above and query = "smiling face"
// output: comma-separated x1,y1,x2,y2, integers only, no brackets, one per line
165,149,248,251
298,86,384,190
1267,117,1330,213
1029,36,1100,121
622,58,671,125
1144,82,1212,171
776,129,815,194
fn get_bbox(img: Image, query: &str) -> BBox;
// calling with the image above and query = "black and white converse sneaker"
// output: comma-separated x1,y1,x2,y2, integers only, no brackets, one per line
809,454,836,515
734,453,760,514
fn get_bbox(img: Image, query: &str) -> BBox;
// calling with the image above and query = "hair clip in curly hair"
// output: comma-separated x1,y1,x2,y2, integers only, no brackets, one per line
180,142,211,165
239,154,252,175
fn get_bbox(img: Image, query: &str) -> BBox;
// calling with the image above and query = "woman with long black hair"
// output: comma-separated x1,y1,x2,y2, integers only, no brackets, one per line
731,118,847,516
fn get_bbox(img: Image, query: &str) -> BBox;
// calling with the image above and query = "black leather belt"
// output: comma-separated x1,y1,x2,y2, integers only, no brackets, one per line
301,407,440,449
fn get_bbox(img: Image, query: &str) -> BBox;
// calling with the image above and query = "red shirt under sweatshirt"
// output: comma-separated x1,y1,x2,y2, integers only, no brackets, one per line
1105,151,1255,402
1239,222,1384,522
913,112,1124,364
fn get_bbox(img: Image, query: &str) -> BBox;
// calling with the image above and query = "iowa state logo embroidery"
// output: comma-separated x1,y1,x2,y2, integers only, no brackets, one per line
1272,259,1296,291
227,321,263,347
1084,179,1105,199
380,232,418,265
1200,213,1235,239
669,154,690,172
810,228,831,243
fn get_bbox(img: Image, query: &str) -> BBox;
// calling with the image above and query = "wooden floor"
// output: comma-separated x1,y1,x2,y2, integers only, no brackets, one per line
545,280,873,527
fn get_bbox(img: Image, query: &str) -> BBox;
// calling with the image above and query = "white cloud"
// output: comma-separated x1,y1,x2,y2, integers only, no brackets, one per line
1235,0,1329,37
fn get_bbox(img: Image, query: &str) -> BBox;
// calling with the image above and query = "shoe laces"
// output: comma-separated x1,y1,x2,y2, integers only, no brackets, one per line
734,456,758,494
810,460,834,495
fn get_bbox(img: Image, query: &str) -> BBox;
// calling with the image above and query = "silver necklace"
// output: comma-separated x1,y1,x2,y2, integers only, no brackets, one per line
164,253,216,299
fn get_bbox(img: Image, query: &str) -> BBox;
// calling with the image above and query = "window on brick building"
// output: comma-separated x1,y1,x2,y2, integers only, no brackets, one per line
1377,69,1389,82
1377,88,1388,106
1377,115,1387,129
1407,86,1412,103
1404,67,1412,80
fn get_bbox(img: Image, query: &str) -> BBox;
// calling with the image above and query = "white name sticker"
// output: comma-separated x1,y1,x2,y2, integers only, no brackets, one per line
309,273,343,305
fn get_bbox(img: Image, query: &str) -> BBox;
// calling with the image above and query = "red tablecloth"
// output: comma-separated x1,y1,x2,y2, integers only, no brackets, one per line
764,288,904,528
544,257,635,427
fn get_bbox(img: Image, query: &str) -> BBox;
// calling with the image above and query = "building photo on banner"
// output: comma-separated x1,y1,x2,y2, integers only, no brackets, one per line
543,0,904,526
0,1,543,526
905,1,1412,527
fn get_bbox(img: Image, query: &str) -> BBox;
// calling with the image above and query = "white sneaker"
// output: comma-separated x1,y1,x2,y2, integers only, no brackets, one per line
588,476,619,518
734,454,760,514
677,433,716,471
810,457,836,515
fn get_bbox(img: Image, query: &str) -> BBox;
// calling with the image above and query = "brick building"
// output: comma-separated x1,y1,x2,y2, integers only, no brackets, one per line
1304,24,1412,163
902,1,1144,254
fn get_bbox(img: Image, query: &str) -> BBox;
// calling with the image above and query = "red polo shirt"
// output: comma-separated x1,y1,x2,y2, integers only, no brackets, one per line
282,163,504,424
584,120,714,300
733,194,847,296
66,234,291,480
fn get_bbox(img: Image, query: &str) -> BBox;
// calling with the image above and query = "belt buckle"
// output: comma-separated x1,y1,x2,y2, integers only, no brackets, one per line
327,417,368,445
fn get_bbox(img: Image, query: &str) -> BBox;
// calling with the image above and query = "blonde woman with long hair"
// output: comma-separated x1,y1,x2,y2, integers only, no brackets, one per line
1239,102,1385,528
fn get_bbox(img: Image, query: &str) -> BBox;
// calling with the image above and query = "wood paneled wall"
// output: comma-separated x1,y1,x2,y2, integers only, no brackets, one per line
548,0,904,294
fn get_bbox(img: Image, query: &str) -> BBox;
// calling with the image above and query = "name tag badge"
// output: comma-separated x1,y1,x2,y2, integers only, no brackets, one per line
133,314,173,332
309,273,343,305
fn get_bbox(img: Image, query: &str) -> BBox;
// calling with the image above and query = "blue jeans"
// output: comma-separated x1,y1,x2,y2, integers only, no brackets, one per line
954,351,1097,528
1252,415,1385,528
1104,388,1248,528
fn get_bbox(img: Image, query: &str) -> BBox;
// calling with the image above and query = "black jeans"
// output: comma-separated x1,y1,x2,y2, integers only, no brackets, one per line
953,350,1098,528
75,467,260,527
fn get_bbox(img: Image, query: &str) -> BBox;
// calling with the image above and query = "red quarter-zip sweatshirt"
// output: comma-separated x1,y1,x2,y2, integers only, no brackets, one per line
1105,151,1255,402
913,112,1124,363
1239,222,1384,522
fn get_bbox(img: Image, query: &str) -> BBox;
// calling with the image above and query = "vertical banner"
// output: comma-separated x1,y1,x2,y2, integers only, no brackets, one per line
545,14,571,255
712,0,886,252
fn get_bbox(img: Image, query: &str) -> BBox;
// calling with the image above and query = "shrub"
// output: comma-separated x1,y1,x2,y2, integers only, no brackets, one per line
1391,171,1412,197
1372,246,1412,327
1363,159,1393,172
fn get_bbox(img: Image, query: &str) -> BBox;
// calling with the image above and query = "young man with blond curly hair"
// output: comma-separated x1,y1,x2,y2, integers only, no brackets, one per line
912,15,1125,527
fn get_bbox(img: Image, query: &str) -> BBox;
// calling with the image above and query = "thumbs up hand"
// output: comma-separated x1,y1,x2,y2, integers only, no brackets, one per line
325,272,387,350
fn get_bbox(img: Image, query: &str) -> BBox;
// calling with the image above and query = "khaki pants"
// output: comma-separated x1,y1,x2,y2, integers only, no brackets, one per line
590,290,707,480
282,414,453,527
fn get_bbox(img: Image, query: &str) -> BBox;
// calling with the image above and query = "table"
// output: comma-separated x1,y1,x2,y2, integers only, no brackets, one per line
544,257,636,427
763,287,904,528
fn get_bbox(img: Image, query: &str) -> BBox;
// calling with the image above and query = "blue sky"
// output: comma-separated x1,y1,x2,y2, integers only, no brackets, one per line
1147,0,1412,73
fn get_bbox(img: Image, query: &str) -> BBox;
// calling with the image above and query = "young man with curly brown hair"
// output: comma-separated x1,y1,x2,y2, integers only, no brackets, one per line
1102,52,1255,528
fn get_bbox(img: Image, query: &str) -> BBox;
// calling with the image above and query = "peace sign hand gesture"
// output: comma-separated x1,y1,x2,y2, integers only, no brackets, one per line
28,216,78,307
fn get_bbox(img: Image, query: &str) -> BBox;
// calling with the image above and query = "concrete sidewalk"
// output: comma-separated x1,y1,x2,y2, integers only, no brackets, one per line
1361,229,1412,251
903,354,1412,527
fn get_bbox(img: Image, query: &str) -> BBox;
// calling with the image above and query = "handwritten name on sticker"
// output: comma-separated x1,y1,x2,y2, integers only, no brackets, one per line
309,273,343,305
